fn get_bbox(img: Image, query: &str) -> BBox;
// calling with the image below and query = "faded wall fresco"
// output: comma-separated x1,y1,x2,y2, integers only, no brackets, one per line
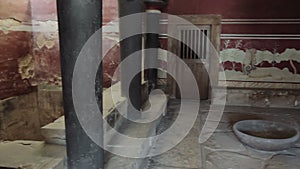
220,40,300,82
167,0,300,85
220,18,300,83
2,0,300,100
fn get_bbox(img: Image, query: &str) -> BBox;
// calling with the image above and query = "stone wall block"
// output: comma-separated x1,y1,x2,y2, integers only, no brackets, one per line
37,88,63,127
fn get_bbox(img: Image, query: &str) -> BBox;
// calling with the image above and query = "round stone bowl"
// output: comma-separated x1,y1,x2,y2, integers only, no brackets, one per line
233,120,300,151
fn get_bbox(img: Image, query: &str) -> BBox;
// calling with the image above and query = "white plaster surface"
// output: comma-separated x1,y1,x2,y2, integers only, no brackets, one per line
0,19,58,33
220,48,246,63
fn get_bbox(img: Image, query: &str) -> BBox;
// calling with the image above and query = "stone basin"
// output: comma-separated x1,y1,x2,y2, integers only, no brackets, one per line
233,120,300,151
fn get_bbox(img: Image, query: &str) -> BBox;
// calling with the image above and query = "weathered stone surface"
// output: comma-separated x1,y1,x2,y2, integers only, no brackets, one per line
225,88,300,108
41,82,126,145
0,87,64,141
105,94,167,169
203,132,246,152
0,140,66,169
41,116,65,146
147,100,201,169
207,151,265,169
0,92,42,140
266,154,300,169
201,110,300,169
38,87,63,127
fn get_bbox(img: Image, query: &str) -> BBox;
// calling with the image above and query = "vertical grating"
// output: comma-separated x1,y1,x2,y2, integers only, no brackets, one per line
178,25,210,61
196,30,199,59
180,30,184,58
204,30,208,59
184,30,188,59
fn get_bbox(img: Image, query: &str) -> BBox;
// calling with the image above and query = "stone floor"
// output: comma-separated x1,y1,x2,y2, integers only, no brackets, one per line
145,100,300,169
0,140,66,168
1,99,300,169
146,99,201,169
104,99,201,169
201,108,300,169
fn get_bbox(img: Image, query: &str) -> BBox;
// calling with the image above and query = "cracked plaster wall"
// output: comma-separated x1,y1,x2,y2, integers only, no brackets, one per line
0,0,121,140
0,0,60,100
0,0,62,140
0,0,122,100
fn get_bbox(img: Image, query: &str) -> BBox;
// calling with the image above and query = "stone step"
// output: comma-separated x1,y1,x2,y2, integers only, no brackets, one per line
41,82,126,146
0,140,66,169
41,116,66,146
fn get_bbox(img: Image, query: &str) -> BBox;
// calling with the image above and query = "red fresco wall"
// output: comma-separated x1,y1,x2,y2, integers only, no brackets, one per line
167,0,300,19
0,0,121,100
2,0,299,100
0,0,59,100
103,0,119,24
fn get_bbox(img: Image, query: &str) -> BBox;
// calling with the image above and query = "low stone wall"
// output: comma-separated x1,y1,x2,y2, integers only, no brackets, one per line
225,88,300,108
0,86,63,141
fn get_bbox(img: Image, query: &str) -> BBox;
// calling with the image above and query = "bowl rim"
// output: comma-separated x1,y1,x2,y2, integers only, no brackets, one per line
233,119,300,142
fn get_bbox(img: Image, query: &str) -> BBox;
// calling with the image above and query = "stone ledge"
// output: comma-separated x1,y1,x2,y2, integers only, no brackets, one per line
225,88,300,109
41,82,126,145
105,94,168,169
41,116,65,146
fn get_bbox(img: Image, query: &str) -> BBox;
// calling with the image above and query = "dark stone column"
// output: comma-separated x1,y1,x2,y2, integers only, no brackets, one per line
118,0,144,114
145,9,160,91
57,0,104,168
144,0,167,91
